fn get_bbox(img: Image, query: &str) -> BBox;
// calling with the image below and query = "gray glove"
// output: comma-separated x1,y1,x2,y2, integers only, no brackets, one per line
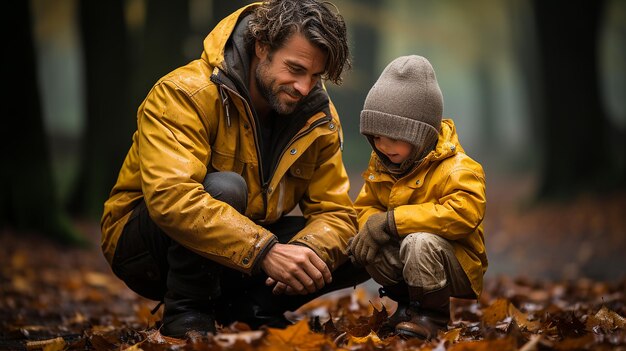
348,211,397,265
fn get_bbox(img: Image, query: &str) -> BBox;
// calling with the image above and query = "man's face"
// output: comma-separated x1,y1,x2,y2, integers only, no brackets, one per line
255,32,327,115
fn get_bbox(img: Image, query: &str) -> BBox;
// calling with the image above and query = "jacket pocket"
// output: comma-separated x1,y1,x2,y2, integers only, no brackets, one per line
289,162,315,180
210,151,244,174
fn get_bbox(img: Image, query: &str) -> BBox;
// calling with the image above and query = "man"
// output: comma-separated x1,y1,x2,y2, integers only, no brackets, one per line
100,0,368,338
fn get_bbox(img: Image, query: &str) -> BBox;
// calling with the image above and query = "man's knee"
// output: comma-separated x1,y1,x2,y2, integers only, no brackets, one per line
203,171,248,214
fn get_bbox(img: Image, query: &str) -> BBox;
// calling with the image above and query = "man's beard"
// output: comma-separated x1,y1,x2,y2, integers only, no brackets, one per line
255,61,303,115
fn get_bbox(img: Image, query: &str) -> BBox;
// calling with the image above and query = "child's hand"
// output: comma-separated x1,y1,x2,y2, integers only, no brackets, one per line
350,212,396,265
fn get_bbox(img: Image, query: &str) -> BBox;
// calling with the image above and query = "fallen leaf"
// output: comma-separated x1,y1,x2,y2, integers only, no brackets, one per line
447,336,517,351
347,330,386,346
441,327,462,343
84,271,112,287
518,334,542,351
508,303,542,332
121,342,144,351
586,305,626,333
259,319,333,351
481,298,509,327
26,337,65,351
145,329,186,346
12,275,31,293
554,333,595,350
215,330,264,347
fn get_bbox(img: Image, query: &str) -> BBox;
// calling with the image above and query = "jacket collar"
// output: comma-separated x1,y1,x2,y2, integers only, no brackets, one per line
371,119,462,177
202,4,330,121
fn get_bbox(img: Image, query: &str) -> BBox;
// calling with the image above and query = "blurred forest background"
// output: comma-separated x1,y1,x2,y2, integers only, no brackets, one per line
2,0,625,284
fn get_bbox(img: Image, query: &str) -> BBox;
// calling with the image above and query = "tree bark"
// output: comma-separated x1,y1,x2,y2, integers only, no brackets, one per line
2,0,84,244
532,0,623,198
70,0,133,218
132,0,191,106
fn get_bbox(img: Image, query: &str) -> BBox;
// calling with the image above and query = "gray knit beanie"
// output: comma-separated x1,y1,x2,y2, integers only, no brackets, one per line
360,55,443,172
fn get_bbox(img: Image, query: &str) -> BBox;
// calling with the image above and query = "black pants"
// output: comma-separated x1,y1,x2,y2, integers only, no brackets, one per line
111,172,369,327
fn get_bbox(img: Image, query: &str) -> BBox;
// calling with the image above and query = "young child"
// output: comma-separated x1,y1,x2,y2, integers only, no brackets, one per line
348,55,487,339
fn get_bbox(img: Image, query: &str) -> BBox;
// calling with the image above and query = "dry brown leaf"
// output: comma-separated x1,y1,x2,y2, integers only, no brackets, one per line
84,271,112,287
145,329,186,346
586,305,626,333
481,298,509,327
346,330,388,347
508,303,542,332
11,251,28,270
447,336,517,351
26,337,66,351
12,275,31,293
441,327,462,343
482,298,543,333
121,343,144,351
214,330,264,348
554,333,595,350
259,319,333,351
134,302,160,327
518,334,542,351
368,304,388,333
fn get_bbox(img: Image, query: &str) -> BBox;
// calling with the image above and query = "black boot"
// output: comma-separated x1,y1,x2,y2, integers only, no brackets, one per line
161,241,221,338
378,283,412,331
395,284,451,339
214,286,293,330
161,291,216,338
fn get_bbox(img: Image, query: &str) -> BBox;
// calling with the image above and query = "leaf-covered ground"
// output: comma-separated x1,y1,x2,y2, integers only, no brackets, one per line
1,189,625,350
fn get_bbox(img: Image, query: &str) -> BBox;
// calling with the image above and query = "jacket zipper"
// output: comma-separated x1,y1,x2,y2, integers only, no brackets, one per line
214,76,332,214
268,115,332,182
215,83,267,206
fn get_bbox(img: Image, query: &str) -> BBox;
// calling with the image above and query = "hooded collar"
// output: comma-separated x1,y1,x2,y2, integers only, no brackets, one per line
200,4,334,180
373,119,462,176
201,4,329,119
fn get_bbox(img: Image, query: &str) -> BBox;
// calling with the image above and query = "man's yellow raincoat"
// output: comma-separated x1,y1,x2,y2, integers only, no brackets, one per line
101,3,356,275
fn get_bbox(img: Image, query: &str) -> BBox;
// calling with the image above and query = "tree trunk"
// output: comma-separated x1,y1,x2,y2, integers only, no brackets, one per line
2,0,84,244
532,0,623,198
132,0,191,106
70,0,133,218
211,1,251,25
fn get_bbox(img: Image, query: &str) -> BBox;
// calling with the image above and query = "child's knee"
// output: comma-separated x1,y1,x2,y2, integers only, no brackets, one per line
402,232,453,254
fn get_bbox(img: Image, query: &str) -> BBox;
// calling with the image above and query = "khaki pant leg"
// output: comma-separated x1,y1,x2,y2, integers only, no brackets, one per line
365,240,404,286
400,232,474,297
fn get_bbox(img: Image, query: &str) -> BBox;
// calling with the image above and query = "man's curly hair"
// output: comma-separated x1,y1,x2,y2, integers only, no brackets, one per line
245,0,351,85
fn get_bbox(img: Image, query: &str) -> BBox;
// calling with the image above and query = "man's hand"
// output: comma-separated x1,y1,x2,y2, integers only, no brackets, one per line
261,243,332,295
347,212,395,265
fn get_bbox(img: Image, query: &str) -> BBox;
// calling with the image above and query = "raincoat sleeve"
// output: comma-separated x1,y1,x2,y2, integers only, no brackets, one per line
138,81,277,274
394,162,486,240
288,122,357,272
354,167,388,230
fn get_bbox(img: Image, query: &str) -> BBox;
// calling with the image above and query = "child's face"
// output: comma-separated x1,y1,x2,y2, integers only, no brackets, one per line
372,135,414,164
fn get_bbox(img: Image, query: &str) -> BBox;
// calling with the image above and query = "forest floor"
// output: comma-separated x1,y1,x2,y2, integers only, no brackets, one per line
1,175,625,350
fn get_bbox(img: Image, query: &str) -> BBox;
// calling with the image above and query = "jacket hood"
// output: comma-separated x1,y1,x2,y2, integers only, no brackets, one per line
201,4,256,98
201,4,256,72
200,3,330,115
430,119,463,161
198,3,335,191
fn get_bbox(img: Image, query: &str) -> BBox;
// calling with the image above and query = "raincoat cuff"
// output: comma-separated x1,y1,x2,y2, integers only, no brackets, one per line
251,235,278,275
387,210,399,237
